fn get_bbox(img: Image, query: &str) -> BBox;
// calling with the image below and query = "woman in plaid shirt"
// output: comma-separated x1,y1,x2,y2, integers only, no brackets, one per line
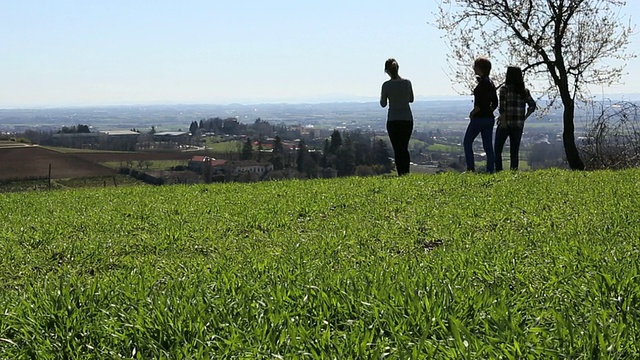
495,66,536,171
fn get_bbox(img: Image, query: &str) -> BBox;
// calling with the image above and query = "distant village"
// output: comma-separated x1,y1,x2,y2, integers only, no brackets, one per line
8,113,570,185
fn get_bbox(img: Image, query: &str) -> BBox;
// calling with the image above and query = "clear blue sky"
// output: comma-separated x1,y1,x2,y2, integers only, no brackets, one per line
1,0,639,108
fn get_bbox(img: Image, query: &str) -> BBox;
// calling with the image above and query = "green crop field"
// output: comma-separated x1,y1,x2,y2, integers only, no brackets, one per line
426,143,461,153
101,160,188,171
1,169,639,358
0,175,146,193
204,139,242,153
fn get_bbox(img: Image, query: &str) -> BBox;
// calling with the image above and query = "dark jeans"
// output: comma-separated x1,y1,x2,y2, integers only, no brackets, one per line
387,120,413,176
494,125,524,171
463,117,495,173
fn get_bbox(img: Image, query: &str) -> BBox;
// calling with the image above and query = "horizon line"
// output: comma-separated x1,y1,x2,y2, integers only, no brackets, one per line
1,93,640,110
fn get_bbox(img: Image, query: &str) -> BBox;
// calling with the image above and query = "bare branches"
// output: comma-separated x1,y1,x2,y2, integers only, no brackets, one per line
435,0,634,169
435,0,635,103
581,101,640,169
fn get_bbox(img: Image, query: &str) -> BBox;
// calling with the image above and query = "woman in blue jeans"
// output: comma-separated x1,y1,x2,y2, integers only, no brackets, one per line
380,58,414,176
464,57,498,173
495,66,536,171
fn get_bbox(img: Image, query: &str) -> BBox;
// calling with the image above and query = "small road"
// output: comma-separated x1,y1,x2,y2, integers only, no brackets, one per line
0,142,37,149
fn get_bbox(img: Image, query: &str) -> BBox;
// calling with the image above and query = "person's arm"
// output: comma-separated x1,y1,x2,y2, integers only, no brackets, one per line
407,80,414,103
524,89,537,120
498,87,507,114
497,87,507,124
380,83,387,108
469,82,480,118
490,83,499,112
469,105,480,119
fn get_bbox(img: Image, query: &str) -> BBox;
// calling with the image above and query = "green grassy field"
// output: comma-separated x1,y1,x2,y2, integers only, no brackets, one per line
375,135,431,151
204,139,242,153
1,169,639,358
426,143,461,153
0,175,146,193
101,160,188,171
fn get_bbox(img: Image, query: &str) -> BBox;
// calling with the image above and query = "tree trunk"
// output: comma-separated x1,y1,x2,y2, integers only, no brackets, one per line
562,101,585,170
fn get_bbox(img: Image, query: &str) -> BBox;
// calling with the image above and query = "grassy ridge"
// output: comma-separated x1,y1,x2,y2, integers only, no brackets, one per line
0,175,146,193
0,169,639,358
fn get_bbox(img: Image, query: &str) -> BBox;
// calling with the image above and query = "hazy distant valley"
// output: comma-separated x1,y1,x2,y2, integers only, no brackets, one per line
0,100,571,135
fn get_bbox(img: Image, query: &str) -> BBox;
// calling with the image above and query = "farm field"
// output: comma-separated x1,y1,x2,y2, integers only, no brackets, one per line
100,160,188,171
0,174,147,193
0,146,115,181
71,150,195,163
0,169,639,358
203,139,242,153
0,146,198,182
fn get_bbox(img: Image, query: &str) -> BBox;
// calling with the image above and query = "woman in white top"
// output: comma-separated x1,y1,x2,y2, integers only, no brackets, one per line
380,58,414,176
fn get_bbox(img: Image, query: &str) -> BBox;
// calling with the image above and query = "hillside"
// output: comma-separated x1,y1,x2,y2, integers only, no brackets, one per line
0,146,116,181
0,145,197,183
0,169,639,358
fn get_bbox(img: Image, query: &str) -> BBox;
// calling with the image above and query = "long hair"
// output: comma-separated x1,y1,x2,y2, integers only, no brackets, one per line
505,66,527,98
385,58,400,79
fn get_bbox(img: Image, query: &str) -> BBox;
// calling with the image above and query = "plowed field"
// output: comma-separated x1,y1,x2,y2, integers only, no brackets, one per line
0,146,196,181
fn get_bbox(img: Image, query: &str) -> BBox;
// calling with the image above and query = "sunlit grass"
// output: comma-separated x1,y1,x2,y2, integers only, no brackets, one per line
0,169,639,358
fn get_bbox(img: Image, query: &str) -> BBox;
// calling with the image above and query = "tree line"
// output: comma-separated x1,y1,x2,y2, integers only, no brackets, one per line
189,117,295,139
237,129,394,179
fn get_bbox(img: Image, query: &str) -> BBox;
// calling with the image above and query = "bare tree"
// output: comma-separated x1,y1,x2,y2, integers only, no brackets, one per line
581,100,640,169
436,0,635,170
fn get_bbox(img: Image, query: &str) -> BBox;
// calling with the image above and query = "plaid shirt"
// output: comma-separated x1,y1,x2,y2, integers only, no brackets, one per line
498,85,536,128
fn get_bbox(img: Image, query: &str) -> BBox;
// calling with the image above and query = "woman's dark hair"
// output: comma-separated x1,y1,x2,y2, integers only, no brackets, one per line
385,58,400,79
505,66,528,98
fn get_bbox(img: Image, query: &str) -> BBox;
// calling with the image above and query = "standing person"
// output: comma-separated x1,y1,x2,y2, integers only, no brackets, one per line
380,58,414,176
463,57,498,173
495,66,537,171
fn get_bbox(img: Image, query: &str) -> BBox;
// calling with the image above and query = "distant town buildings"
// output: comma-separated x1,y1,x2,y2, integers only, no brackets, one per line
188,155,274,182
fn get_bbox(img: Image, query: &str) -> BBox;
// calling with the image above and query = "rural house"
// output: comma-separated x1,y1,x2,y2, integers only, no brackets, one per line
188,156,227,174
228,160,274,176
